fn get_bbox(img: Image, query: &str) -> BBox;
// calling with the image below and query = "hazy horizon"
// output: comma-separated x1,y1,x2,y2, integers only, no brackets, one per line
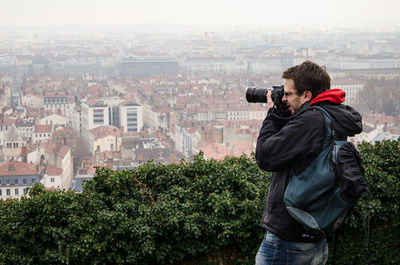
1,0,399,30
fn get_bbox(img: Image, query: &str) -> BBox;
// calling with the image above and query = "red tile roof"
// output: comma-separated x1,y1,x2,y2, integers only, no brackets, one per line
89,125,121,140
0,118,16,126
0,161,43,176
35,124,52,133
46,164,62,176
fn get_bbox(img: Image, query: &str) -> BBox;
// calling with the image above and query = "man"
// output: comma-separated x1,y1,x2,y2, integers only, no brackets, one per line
255,61,363,265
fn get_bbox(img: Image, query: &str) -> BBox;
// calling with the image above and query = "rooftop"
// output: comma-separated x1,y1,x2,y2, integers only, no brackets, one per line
0,161,43,176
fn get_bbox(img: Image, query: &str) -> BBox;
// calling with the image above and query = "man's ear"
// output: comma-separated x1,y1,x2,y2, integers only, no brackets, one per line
304,90,312,101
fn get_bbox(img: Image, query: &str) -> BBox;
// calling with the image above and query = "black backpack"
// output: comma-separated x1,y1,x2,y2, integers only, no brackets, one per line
284,105,368,237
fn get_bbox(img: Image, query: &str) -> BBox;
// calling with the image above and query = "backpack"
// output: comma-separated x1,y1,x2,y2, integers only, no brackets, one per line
283,105,368,238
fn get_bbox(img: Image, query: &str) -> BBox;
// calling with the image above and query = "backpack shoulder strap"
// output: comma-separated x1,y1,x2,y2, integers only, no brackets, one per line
309,105,334,148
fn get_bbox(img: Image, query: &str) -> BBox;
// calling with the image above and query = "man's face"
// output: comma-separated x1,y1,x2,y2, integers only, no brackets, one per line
282,79,309,114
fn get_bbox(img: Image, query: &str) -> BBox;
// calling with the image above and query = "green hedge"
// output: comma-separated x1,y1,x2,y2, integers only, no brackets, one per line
0,139,399,265
330,139,400,265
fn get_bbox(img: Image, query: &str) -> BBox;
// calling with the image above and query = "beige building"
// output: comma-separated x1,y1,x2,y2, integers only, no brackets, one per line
38,113,67,127
32,124,53,143
0,123,26,161
20,92,43,109
49,146,74,190
88,125,122,155
28,143,74,191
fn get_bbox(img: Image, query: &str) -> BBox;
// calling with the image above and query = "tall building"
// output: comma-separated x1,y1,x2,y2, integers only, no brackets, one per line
81,99,143,143
81,102,109,138
119,102,143,133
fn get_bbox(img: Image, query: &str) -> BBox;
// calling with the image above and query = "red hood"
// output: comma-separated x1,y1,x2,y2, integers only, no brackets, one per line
309,89,346,106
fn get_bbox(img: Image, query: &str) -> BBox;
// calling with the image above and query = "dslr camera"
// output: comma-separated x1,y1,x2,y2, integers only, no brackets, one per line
245,82,286,109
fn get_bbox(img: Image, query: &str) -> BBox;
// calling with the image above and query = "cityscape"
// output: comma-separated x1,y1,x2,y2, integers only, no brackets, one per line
0,24,399,199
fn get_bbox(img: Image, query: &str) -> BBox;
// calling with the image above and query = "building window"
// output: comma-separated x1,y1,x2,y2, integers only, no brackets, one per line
94,119,104,124
24,188,28,194
0,190,2,196
23,178,27,184
15,189,19,195
32,178,35,184
6,189,10,196
51,178,55,183
15,179,18,184
6,179,9,185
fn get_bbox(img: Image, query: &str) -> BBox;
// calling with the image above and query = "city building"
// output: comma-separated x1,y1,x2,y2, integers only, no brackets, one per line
43,92,72,115
184,57,247,74
32,124,53,143
0,161,44,200
81,99,143,143
119,101,143,133
117,57,179,77
41,164,62,190
0,123,26,161
88,125,122,155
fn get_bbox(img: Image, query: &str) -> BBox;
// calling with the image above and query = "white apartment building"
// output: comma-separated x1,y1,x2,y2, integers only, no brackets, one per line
40,164,62,190
81,101,109,142
81,99,143,143
16,120,35,140
43,146,74,190
120,102,143,133
43,93,73,116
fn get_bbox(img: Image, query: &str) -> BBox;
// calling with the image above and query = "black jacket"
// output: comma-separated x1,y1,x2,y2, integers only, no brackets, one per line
255,100,362,242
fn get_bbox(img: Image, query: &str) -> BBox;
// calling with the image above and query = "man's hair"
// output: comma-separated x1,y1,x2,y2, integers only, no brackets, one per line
282,60,331,99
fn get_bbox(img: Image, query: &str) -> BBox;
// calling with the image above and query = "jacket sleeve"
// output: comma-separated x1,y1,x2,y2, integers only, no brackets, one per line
256,108,326,172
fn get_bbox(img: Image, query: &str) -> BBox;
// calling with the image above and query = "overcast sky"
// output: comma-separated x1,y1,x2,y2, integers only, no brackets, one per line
1,0,399,28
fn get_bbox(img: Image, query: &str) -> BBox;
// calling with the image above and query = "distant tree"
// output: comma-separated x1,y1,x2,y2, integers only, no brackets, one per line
69,130,91,174
52,128,91,174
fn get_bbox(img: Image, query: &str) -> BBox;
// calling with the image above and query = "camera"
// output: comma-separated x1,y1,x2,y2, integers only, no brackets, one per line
245,83,285,108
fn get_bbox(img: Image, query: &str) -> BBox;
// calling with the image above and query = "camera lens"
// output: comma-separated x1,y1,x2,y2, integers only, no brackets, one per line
246,87,268,103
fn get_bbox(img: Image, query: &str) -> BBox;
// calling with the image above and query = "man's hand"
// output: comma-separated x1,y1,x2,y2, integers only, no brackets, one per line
266,90,274,110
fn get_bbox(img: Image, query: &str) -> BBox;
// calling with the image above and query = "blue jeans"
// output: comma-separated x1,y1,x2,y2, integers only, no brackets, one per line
255,232,328,265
